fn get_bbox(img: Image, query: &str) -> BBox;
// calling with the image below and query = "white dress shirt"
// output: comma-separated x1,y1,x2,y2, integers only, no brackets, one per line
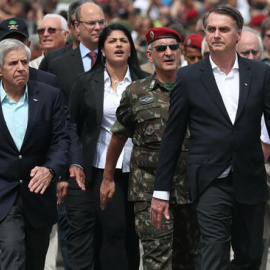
92,67,133,173
154,54,240,201
261,116,270,144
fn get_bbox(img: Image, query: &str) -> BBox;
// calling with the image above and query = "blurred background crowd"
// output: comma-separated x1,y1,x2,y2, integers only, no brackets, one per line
1,0,268,65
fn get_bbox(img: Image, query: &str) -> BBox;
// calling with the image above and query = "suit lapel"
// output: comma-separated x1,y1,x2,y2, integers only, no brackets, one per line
200,57,232,123
89,67,104,125
22,81,41,145
71,48,84,74
235,57,251,123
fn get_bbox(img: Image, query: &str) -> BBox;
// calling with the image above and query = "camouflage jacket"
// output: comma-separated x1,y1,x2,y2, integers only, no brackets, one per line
111,74,191,204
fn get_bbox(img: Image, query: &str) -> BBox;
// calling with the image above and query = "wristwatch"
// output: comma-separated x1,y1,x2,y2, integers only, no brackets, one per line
47,167,56,182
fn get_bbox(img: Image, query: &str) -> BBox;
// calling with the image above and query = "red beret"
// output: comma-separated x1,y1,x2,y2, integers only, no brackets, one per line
184,33,203,49
146,27,181,45
186,9,199,21
250,14,267,26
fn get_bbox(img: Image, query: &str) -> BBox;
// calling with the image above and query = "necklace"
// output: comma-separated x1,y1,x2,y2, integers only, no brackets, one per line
113,79,119,86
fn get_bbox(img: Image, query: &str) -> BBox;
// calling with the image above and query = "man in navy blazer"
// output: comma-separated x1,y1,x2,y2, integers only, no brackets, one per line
151,5,270,270
0,39,69,270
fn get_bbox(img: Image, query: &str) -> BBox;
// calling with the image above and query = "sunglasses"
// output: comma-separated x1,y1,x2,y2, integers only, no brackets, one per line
153,43,179,52
37,27,63,35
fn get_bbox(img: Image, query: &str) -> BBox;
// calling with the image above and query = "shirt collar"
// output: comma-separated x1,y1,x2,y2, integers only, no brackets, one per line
104,66,132,84
79,42,98,58
0,81,28,103
209,53,239,73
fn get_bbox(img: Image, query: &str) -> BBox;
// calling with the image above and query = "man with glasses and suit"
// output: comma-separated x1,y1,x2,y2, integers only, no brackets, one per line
48,2,106,104
48,3,107,270
30,14,69,69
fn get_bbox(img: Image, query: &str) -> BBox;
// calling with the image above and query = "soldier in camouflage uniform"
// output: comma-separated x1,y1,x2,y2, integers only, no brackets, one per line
100,27,199,270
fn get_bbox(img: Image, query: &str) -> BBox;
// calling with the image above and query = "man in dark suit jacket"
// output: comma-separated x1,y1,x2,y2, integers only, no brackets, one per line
151,5,270,270
48,2,106,104
39,0,81,72
0,39,69,270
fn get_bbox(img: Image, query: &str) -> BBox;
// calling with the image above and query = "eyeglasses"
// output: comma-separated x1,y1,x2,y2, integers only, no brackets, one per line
240,50,260,57
153,43,179,52
78,19,107,28
37,27,64,35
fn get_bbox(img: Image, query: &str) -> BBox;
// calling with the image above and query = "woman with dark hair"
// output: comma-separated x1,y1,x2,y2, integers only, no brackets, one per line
69,24,149,270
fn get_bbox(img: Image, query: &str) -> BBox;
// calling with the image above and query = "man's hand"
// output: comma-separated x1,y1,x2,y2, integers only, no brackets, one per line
69,166,85,191
150,197,170,229
28,166,53,194
100,179,115,210
57,181,69,206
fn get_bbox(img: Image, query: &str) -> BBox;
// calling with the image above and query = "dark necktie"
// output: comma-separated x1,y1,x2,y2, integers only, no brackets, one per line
88,51,97,68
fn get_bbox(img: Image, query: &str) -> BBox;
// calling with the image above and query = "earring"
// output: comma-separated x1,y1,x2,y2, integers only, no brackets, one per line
102,52,105,57
129,52,131,57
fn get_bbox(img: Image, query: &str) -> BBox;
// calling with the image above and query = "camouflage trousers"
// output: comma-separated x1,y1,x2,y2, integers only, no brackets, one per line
134,201,200,270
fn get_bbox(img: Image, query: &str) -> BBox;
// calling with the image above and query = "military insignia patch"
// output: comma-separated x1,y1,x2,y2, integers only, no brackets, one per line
144,124,154,136
139,95,154,105
150,31,154,40
8,20,18,30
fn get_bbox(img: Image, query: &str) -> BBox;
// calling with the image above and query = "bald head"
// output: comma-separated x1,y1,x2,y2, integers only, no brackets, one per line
236,30,262,61
75,2,105,50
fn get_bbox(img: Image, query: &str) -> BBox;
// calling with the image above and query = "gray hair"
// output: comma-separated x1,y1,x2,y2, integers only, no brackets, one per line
41,14,68,31
242,26,264,52
201,37,207,55
0,38,31,66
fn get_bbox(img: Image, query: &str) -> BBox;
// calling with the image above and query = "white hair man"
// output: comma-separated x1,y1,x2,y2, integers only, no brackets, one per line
30,14,69,68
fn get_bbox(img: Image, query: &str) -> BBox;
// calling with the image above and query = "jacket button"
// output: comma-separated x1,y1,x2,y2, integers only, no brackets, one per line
18,155,22,159
19,180,23,184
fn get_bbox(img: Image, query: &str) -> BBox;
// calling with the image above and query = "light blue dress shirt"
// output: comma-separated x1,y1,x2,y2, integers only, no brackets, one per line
0,82,28,151
79,42,98,72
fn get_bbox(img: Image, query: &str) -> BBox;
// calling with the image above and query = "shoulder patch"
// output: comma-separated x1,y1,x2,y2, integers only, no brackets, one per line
139,95,154,105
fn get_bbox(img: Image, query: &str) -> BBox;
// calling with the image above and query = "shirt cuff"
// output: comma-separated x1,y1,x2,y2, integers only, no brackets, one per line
153,191,170,201
70,164,84,170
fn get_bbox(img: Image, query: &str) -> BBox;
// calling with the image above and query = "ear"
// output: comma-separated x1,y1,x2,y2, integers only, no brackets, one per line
237,29,242,43
146,49,154,63
74,21,80,33
63,30,70,42
0,66,3,77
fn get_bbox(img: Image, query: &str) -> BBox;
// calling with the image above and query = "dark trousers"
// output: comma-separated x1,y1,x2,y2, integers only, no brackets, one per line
65,168,140,270
196,175,265,270
58,200,70,270
0,194,51,270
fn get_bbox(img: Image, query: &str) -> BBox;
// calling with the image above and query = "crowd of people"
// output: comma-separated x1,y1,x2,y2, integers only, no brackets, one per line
0,1,270,270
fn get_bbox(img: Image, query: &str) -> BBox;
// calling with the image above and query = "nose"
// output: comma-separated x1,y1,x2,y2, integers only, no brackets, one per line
247,51,255,60
164,46,173,55
17,61,24,70
94,22,101,30
214,29,220,38
116,40,122,46
43,28,50,36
